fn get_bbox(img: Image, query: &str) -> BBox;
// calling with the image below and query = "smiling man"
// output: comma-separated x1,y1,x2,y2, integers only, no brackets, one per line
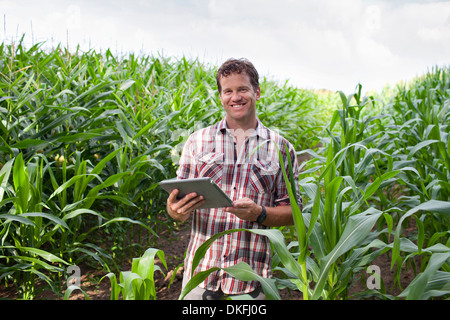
167,58,301,300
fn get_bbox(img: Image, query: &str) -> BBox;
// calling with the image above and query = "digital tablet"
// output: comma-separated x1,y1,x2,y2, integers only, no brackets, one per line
159,177,233,209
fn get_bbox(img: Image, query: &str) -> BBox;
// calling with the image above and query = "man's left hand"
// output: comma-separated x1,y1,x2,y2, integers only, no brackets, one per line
224,198,262,222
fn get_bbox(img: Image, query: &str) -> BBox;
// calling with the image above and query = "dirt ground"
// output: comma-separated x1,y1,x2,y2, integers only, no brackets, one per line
0,219,420,301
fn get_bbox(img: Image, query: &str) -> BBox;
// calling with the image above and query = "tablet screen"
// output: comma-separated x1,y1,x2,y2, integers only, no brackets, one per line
159,177,233,209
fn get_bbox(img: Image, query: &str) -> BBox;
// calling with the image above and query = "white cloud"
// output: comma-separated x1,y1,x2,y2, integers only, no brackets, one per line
1,0,448,93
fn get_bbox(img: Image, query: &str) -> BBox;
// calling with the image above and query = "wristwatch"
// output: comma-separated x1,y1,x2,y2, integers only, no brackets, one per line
256,206,267,224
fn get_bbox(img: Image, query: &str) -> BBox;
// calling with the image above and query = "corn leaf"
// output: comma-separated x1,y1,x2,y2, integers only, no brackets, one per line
63,285,92,300
399,252,450,300
0,245,69,264
221,262,281,300
392,200,450,269
312,208,382,299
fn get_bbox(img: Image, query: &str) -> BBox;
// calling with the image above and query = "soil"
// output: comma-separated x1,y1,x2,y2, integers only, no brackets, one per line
0,219,420,301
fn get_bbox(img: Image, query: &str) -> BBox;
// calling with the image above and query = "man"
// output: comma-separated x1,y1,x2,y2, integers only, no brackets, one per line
167,58,300,300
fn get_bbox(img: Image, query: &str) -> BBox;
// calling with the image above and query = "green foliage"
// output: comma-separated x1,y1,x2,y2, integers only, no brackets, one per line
1,36,448,300
99,247,167,300
0,38,329,299
0,39,222,298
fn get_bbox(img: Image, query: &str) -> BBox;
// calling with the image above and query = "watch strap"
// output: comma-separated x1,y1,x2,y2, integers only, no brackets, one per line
256,206,267,224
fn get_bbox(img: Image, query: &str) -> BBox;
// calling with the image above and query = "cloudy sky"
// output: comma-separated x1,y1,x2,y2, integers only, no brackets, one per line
1,0,449,93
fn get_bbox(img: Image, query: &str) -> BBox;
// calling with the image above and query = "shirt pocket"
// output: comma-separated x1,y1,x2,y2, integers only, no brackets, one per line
250,159,280,194
195,152,224,184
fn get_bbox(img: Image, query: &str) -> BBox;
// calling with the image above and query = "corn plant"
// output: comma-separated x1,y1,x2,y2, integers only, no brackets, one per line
99,248,167,300
0,150,155,298
0,153,70,298
380,68,450,299
258,80,332,150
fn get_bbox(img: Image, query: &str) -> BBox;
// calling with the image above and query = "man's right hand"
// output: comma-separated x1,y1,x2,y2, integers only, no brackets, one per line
166,189,205,222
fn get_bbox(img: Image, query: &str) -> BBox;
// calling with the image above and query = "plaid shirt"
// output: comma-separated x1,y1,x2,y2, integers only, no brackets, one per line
177,117,300,295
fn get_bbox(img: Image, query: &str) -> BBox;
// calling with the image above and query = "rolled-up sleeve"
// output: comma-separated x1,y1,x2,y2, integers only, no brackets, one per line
176,135,197,180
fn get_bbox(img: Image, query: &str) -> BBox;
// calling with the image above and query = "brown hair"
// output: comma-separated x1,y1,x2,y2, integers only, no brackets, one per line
216,58,259,94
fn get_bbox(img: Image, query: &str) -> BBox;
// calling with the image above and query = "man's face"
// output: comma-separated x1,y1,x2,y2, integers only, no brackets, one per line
219,72,261,128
